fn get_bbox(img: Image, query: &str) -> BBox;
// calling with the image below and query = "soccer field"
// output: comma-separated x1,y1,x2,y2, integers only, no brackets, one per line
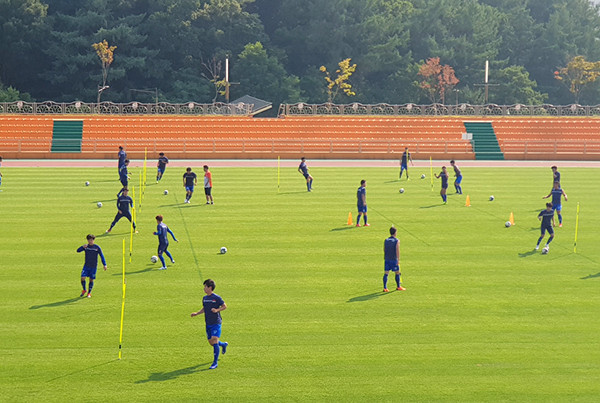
1,165,599,401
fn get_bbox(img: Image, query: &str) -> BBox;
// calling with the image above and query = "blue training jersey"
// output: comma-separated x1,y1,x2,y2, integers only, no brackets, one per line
299,161,308,175
551,189,563,206
155,223,177,244
554,171,561,184
183,172,197,187
203,293,225,325
439,172,448,187
158,156,169,169
117,195,133,213
118,150,126,165
453,165,461,177
357,186,366,206
77,244,106,268
119,165,128,181
384,236,399,261
401,151,410,164
538,209,554,227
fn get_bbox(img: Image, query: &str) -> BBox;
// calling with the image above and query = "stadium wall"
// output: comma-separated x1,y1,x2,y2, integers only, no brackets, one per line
0,114,599,160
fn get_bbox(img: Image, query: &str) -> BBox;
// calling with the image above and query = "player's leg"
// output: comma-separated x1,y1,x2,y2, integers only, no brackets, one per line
80,271,87,296
383,268,390,291
207,325,223,369
308,174,313,191
158,245,167,269
393,268,402,290
164,247,175,263
108,212,122,232
456,176,463,194
536,228,546,249
363,208,368,226
556,206,563,226
86,271,96,297
356,211,362,226
546,227,555,246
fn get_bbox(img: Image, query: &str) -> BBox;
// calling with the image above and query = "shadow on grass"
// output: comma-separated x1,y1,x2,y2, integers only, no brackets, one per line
47,360,114,382
518,249,538,258
581,272,600,280
277,191,310,195
347,291,391,303
330,226,354,232
91,198,117,204
111,267,154,276
135,363,209,383
419,204,444,209
158,203,203,209
30,297,82,310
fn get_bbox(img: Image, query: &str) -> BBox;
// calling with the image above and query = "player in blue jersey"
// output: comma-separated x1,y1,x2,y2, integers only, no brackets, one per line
76,234,107,298
156,152,169,183
435,166,449,203
383,226,406,292
298,157,313,191
183,167,198,204
191,279,228,370
551,165,560,186
117,159,130,197
450,160,462,194
543,182,568,227
536,203,556,251
399,147,413,180
153,214,178,270
106,188,137,233
356,179,369,227
118,146,127,178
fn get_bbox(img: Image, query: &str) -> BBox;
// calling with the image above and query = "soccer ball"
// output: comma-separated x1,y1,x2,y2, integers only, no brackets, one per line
489,195,495,201
421,174,426,179
220,247,227,254
542,246,549,254
151,255,158,263
85,181,90,186
505,221,511,227
399,188,405,193
163,189,169,195
97,202,103,208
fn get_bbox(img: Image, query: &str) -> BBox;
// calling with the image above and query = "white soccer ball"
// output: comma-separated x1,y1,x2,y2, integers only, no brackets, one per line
151,255,158,263
421,174,425,179
542,246,549,255
505,221,511,228
97,202,103,208
399,188,405,193
489,195,495,201
85,181,90,186
220,247,227,254
163,189,169,195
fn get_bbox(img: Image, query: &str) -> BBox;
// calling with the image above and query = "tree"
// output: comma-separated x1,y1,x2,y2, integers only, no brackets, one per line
554,56,600,103
418,57,459,104
92,40,117,103
0,83,32,102
201,56,227,103
320,58,357,103
494,65,547,105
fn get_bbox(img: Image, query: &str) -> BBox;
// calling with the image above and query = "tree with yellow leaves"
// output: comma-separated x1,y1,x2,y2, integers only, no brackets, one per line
320,58,357,103
554,56,600,104
92,40,117,103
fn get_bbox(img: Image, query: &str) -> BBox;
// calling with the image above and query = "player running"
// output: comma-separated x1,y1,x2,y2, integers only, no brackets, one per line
450,160,462,194
156,152,169,183
153,214,178,270
183,167,198,204
383,226,405,292
106,188,137,233
203,165,214,204
399,147,413,180
356,179,369,227
536,202,556,252
298,157,313,191
435,166,449,204
117,159,130,197
76,234,107,298
191,279,229,370
543,182,568,227
118,146,127,179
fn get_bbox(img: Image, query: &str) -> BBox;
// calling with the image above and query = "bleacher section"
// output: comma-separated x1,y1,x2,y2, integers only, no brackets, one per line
0,115,599,160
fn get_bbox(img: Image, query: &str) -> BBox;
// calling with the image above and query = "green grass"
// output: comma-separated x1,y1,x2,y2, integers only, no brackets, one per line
1,165,599,402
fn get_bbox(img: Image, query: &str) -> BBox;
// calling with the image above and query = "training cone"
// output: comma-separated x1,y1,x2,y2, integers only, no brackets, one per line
347,212,353,225
465,195,471,207
509,212,515,226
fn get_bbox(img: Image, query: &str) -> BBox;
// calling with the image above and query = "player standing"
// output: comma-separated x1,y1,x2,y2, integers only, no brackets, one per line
153,214,178,270
183,167,197,204
543,182,568,227
399,147,413,180
156,152,169,183
383,226,405,292
356,179,369,227
76,234,107,298
117,159,130,197
551,165,561,185
298,157,313,191
435,166,449,204
203,165,214,204
536,202,555,252
118,146,127,178
191,279,228,370
106,188,137,233
450,160,462,194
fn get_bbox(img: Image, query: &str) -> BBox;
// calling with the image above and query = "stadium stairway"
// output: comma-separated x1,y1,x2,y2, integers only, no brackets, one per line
464,121,504,160
51,120,83,152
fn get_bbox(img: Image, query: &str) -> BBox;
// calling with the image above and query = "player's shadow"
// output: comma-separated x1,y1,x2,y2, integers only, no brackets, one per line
135,363,208,383
330,226,354,232
29,297,81,310
419,204,443,209
581,272,600,280
347,291,391,303
278,191,310,195
111,267,153,276
518,249,538,258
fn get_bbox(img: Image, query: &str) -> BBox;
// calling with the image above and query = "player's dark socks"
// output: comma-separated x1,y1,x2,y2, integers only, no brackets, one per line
213,343,220,362
165,250,174,263
81,280,86,291
220,341,228,354
558,215,562,224
383,274,388,289
547,236,554,244
395,274,400,288
88,280,94,293
537,236,543,246
307,182,310,191
159,255,166,267
356,216,361,225
363,215,368,225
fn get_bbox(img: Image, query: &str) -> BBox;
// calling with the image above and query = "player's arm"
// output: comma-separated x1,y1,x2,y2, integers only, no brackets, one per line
167,228,178,242
211,302,227,313
98,247,108,270
542,193,550,199
77,245,86,253
191,308,205,317
563,190,568,201
396,241,400,261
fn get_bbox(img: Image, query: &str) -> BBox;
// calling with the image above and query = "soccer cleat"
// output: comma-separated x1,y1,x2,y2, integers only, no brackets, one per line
209,362,218,370
106,229,111,233
159,266,167,270
355,224,361,227
80,290,87,297
210,202,214,204
135,230,139,234
397,286,406,291
535,245,539,250
364,223,370,227
86,293,92,298
559,223,563,228
171,259,175,264
206,202,210,204
221,342,228,355
383,288,389,292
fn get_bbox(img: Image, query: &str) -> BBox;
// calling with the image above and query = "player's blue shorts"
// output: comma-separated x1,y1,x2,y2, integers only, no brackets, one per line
552,204,562,212
81,265,98,279
185,185,194,192
120,178,128,187
158,167,165,174
302,172,310,179
401,162,408,170
541,224,554,236
206,324,222,339
455,175,463,184
384,259,399,272
441,184,448,189
357,205,367,213
158,243,169,255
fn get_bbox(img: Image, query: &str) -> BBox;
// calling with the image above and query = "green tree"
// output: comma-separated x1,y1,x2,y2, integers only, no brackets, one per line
0,83,32,102
494,65,547,105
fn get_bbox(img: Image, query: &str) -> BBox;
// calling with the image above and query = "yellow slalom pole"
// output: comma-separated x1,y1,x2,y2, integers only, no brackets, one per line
129,186,134,263
119,238,126,360
143,148,147,200
573,202,580,253
429,156,434,191
138,171,142,213
277,156,280,193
